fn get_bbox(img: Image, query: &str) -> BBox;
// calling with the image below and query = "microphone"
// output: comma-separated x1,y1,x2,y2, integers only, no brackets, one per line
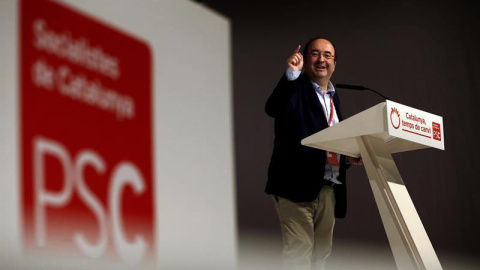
335,84,367,91
335,83,389,100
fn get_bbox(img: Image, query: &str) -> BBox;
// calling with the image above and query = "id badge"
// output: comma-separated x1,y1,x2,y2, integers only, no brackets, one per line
327,151,339,167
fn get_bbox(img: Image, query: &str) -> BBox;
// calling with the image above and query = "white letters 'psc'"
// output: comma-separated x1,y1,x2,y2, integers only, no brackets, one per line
33,136,147,265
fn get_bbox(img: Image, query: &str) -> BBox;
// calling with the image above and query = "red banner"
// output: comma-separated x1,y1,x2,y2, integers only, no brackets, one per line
20,0,154,266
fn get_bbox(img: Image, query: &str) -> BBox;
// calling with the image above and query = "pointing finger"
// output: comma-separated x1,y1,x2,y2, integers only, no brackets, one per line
294,45,301,54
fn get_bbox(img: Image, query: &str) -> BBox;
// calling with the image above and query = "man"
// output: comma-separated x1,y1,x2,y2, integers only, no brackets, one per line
265,37,362,270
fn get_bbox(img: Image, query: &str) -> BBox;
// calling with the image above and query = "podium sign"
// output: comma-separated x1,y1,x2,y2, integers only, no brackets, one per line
386,100,444,150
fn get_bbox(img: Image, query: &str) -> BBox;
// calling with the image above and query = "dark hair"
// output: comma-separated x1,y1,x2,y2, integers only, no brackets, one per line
302,36,337,61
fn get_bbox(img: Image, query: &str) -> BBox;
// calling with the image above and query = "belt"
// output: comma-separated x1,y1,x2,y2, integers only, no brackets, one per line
322,180,336,187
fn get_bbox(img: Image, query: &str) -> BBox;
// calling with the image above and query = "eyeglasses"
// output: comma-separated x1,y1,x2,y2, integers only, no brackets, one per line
309,51,335,60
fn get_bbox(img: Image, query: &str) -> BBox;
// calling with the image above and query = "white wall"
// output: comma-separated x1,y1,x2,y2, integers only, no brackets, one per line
0,0,236,269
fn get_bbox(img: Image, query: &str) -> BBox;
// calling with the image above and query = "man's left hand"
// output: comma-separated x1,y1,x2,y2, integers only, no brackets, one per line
346,156,363,165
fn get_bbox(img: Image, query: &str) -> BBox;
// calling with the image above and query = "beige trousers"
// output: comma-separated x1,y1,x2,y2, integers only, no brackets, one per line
272,186,336,270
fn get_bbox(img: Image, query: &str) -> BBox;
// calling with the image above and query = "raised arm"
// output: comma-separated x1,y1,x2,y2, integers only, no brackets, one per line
265,45,303,118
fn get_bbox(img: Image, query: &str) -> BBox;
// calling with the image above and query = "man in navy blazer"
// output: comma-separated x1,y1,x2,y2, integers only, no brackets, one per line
265,37,362,270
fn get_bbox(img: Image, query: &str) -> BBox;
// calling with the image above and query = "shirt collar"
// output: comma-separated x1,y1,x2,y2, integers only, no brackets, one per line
311,80,335,96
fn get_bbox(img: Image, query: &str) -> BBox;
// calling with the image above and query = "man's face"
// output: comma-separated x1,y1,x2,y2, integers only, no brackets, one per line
304,39,336,83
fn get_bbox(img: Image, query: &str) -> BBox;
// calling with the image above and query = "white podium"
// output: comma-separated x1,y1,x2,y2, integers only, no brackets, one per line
302,100,444,270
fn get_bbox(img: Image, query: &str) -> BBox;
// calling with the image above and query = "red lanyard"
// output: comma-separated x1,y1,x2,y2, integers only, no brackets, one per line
326,95,339,167
326,94,335,126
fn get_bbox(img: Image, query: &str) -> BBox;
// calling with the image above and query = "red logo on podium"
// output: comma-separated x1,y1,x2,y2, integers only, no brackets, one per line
432,122,441,141
390,107,400,129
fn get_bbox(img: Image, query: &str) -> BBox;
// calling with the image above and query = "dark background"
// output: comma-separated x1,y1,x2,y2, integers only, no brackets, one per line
198,0,479,268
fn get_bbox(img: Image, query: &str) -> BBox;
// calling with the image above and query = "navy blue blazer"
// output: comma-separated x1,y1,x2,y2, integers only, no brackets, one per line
265,72,350,218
